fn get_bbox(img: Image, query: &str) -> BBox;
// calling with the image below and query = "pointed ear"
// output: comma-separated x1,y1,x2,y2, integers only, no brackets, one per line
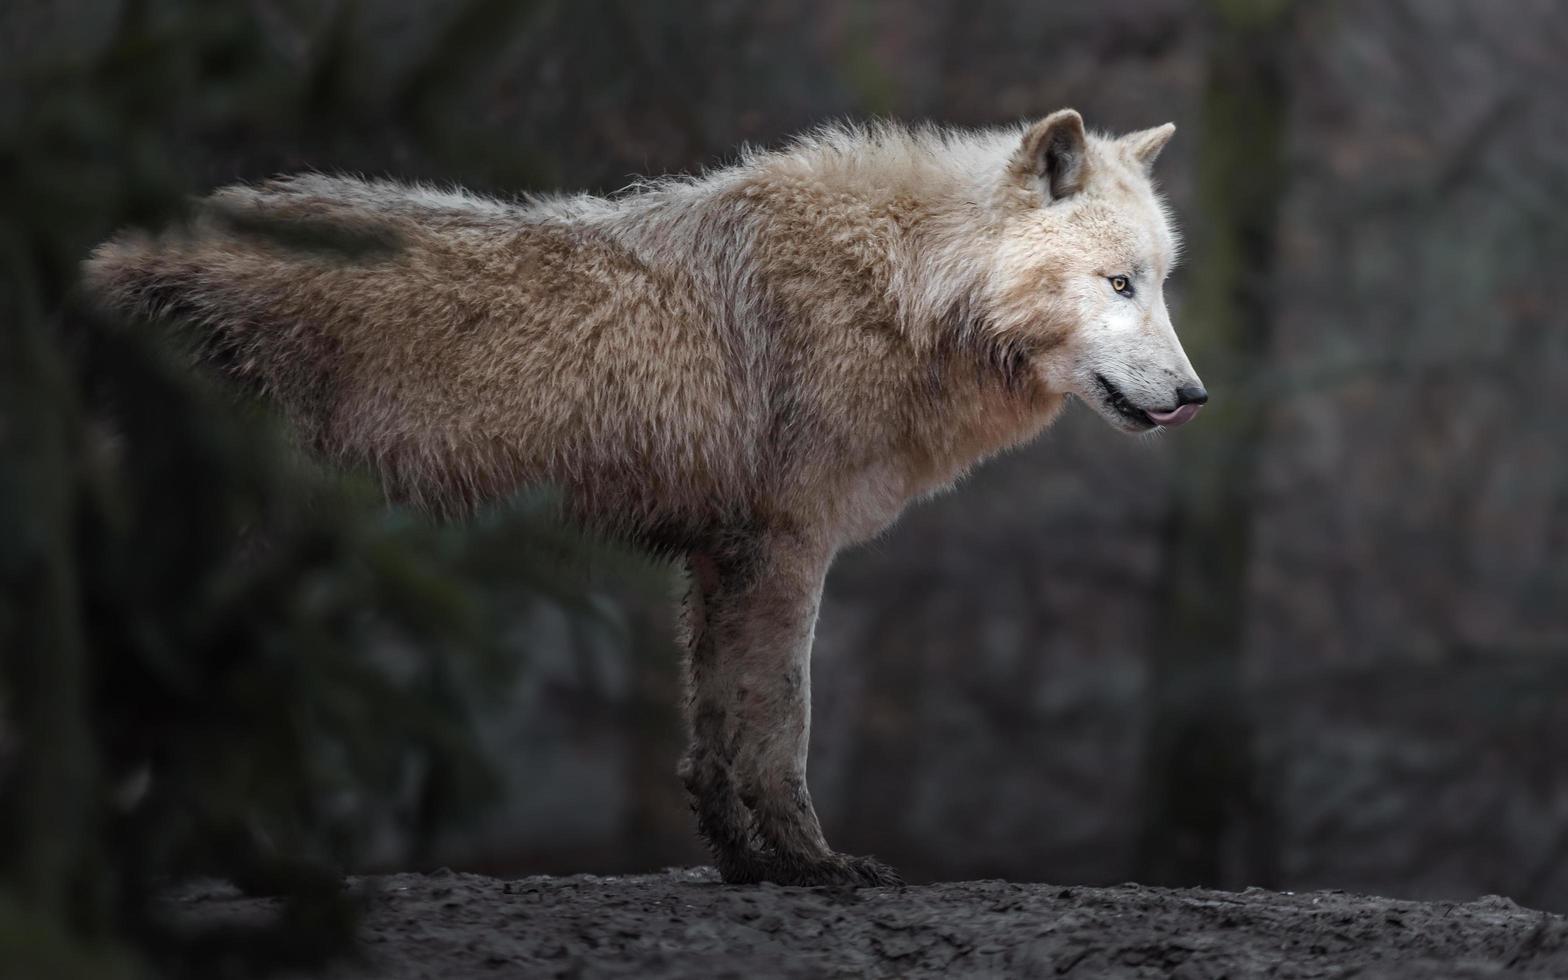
1012,109,1089,202
1122,122,1176,172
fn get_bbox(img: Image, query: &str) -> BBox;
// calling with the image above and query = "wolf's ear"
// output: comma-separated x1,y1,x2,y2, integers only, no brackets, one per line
1122,123,1176,173
1013,109,1088,203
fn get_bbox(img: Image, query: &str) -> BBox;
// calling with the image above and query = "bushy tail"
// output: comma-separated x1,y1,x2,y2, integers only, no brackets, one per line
82,175,531,510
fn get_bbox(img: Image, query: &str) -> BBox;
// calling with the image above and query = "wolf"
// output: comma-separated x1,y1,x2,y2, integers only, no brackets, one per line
83,109,1204,887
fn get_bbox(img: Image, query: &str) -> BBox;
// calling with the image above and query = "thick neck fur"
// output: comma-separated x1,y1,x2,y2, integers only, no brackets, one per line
581,122,1020,345
550,122,1065,530
729,125,1061,475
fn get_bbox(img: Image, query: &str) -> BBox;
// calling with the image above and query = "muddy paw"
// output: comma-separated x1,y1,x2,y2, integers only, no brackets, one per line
754,852,904,888
833,853,904,888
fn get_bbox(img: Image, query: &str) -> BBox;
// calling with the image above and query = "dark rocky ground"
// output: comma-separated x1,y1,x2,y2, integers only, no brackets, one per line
170,868,1568,979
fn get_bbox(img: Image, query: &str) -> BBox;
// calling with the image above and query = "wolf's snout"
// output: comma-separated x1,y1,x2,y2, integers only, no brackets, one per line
1146,384,1207,428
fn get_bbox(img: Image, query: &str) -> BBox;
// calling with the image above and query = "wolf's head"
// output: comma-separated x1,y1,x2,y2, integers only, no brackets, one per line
986,109,1205,433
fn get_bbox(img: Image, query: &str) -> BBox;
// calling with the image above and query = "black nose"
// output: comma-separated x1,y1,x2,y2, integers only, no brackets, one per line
1175,385,1209,406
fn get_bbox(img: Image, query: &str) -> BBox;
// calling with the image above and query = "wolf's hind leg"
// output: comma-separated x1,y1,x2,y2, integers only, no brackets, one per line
678,542,901,888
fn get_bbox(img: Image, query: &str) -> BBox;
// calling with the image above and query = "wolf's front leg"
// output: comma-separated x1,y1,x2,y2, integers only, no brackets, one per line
679,540,901,887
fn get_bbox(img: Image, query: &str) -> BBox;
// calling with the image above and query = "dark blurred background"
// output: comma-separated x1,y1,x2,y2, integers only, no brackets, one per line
4,1,1568,969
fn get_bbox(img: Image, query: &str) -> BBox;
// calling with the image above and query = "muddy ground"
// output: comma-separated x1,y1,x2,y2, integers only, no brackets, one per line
174,867,1568,978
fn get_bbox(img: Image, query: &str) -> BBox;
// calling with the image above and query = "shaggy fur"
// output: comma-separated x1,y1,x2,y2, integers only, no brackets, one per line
83,110,1202,887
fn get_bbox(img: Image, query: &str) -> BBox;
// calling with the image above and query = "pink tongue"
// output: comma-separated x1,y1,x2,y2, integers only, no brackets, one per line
1146,403,1202,427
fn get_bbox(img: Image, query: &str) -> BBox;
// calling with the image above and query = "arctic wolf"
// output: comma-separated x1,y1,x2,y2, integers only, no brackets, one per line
84,109,1204,887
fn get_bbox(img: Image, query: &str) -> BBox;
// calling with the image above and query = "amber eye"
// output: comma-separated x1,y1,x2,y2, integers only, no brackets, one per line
1109,275,1133,297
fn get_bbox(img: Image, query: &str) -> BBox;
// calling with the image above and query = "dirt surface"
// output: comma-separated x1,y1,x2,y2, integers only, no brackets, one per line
173,868,1568,979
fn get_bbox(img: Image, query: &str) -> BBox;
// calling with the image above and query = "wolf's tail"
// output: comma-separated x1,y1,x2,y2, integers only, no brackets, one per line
82,175,531,511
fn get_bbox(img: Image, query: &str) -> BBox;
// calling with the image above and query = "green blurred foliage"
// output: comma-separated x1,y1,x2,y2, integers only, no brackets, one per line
0,1,657,976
